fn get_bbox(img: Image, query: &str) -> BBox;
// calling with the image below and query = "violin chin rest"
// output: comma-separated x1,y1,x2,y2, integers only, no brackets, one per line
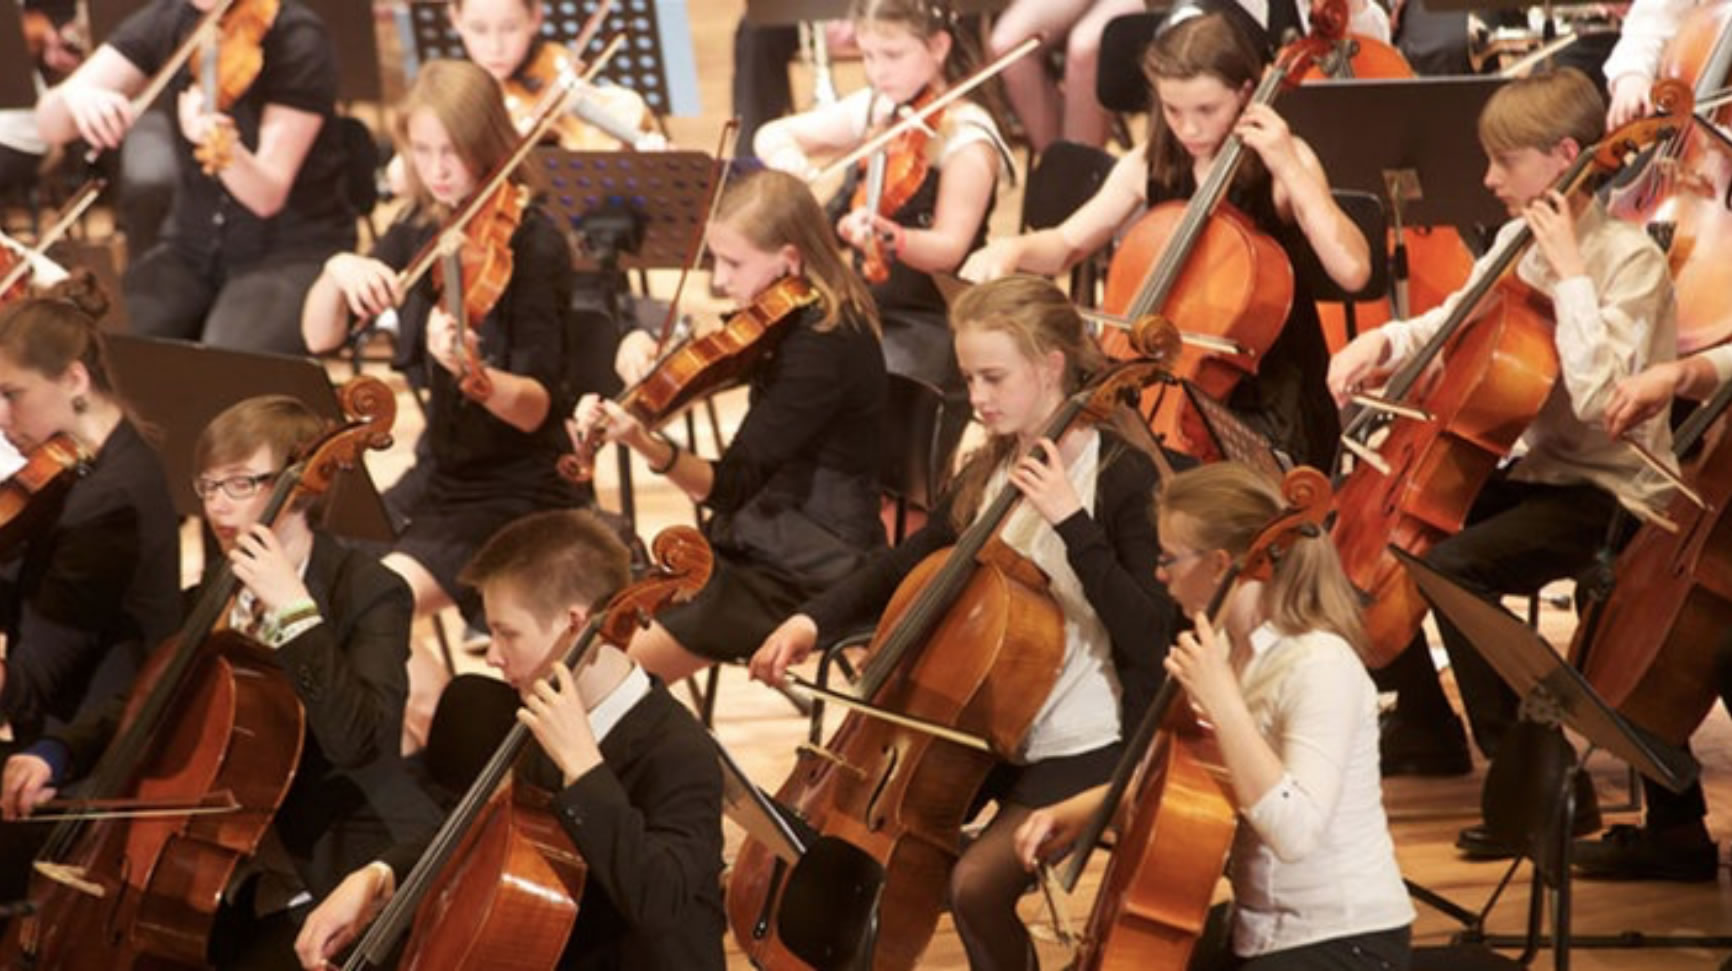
776,835,885,971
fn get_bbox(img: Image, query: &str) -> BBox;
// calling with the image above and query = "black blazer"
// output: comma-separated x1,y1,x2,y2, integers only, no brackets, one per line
386,676,727,971
53,533,441,896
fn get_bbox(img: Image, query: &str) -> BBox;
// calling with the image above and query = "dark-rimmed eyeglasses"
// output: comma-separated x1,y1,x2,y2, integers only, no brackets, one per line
192,471,277,501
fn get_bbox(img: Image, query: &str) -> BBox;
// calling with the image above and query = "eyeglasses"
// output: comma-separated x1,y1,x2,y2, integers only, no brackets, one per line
192,471,277,501
1156,549,1207,571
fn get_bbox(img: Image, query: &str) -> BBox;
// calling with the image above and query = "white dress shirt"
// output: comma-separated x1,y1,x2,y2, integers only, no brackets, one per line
1600,0,1700,85
1228,623,1414,956
1375,199,1678,519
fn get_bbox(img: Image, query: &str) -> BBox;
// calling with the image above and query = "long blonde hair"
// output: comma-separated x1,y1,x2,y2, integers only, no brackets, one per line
1158,462,1369,656
945,275,1108,530
712,169,879,335
394,58,525,221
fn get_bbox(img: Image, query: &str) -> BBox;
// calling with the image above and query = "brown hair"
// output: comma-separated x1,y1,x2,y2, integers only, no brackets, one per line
1157,462,1369,656
944,275,1108,530
460,509,632,622
850,0,973,84
1141,11,1269,198
195,395,331,518
0,270,119,395
394,58,526,221
1478,67,1605,156
712,169,879,335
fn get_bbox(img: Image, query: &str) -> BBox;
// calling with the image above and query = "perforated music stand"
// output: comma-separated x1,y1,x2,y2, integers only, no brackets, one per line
0,5,38,110
1281,78,1507,318
405,0,700,116
1182,380,1290,481
532,148,714,272
104,336,394,543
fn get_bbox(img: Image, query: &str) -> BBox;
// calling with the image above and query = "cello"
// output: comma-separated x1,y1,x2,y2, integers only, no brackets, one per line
725,317,1179,971
1608,2,1732,354
1096,8,1340,460
1568,376,1732,744
0,375,395,969
1329,90,1690,666
1046,466,1332,969
337,526,712,971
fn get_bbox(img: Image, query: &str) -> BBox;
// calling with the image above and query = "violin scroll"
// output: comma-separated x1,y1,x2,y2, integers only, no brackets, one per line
597,525,713,646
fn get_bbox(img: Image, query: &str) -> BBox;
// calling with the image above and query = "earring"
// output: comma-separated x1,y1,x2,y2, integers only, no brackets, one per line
71,395,88,415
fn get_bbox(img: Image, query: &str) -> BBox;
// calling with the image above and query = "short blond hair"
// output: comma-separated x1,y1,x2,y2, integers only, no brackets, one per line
1478,68,1605,156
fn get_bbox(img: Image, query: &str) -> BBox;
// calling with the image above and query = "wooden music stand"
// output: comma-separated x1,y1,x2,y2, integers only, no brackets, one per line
405,0,701,116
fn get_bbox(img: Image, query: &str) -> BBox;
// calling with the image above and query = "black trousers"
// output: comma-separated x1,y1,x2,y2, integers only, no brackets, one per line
732,20,799,160
1381,475,1621,758
1190,905,1412,970
122,243,325,355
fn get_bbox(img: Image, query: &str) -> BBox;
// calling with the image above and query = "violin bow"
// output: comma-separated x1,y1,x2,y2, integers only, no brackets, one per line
83,0,237,165
650,118,739,357
0,178,105,295
813,33,1042,183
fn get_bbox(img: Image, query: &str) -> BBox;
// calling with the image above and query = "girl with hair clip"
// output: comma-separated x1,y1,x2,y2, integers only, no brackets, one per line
963,6,1371,469
1016,461,1414,971
302,59,596,653
747,0,1012,395
572,169,887,685
749,274,1176,971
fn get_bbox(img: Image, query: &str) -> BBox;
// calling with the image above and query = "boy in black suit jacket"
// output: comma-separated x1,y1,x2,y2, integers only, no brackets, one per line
294,509,726,971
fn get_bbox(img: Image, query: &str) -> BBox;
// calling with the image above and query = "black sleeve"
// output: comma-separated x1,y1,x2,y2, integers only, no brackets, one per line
46,691,126,781
800,502,958,646
1051,447,1173,728
551,716,722,935
705,325,856,515
498,213,576,404
0,502,141,732
370,218,420,272
257,10,338,115
274,561,414,770
102,0,176,75
380,830,434,884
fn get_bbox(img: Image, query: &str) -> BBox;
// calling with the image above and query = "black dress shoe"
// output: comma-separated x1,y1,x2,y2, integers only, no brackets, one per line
1380,709,1473,777
1573,824,1720,882
1456,773,1603,859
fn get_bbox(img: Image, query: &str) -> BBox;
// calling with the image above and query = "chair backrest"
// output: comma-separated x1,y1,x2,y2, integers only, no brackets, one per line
335,115,381,221
880,372,964,518
1021,140,1117,232
1299,189,1389,303
776,835,885,971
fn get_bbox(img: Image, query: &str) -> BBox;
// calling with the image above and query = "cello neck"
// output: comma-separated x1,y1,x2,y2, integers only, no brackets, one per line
1123,65,1288,322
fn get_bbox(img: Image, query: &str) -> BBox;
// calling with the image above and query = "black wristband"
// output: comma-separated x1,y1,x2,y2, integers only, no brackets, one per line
647,434,681,475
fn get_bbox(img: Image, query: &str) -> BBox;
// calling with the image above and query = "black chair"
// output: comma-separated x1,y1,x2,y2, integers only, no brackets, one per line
1297,189,1389,343
881,371,966,544
1021,140,1117,308
335,115,382,245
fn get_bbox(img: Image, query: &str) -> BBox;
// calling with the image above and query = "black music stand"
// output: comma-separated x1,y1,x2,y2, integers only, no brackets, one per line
1281,78,1507,320
745,0,1009,23
0,5,37,110
104,336,394,543
1394,549,1732,967
1182,380,1289,480
405,0,700,116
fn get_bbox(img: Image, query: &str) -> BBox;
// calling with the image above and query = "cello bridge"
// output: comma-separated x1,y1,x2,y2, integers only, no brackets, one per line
32,862,105,899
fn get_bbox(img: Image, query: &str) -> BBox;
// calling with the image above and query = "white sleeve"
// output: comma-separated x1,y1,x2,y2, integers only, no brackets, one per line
1550,243,1671,424
1239,647,1367,862
1701,344,1732,386
1601,0,1698,84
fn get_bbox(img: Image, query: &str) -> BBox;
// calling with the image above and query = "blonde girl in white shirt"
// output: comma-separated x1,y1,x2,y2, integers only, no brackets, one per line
1016,461,1413,970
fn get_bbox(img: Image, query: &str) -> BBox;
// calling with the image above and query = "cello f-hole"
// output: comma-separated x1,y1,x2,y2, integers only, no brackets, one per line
865,746,900,832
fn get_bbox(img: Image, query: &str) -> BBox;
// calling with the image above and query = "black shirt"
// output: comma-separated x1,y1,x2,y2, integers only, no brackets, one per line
0,420,180,744
106,0,355,268
373,202,590,509
703,301,888,596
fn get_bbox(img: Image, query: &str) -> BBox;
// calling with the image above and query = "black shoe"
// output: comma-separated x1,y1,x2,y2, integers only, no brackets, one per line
1573,824,1720,882
1456,774,1603,860
1380,709,1472,777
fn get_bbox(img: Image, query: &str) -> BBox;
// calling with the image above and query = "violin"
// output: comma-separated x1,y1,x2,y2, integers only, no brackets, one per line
1051,466,1332,969
0,181,106,303
1329,88,1691,667
338,526,712,971
847,87,943,285
726,318,1180,970
1608,3,1732,354
1096,10,1339,460
0,375,395,969
0,433,87,560
429,182,531,402
189,0,282,175
560,274,821,482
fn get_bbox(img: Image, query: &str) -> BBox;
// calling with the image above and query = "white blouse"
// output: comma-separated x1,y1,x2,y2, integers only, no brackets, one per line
1228,623,1413,956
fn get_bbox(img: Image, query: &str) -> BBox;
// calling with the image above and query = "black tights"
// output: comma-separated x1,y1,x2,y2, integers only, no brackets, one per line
949,804,1038,971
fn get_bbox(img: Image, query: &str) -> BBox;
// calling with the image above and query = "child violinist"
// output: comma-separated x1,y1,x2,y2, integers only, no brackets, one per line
749,274,1176,971
36,0,354,354
572,168,886,684
293,509,726,970
302,58,596,643
1015,461,1414,970
1327,69,1677,855
963,6,1371,469
0,394,441,966
750,0,1011,393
